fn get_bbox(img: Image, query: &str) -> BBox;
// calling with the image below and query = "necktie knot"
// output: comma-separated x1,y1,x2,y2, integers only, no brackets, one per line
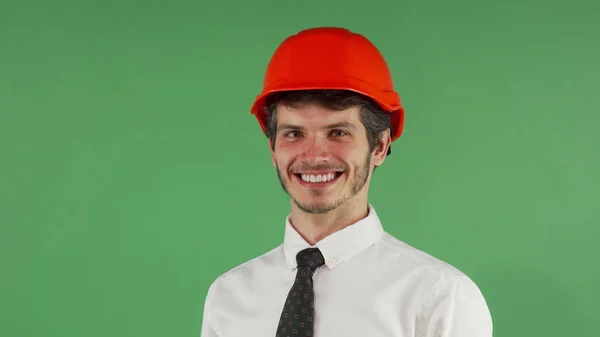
296,247,325,271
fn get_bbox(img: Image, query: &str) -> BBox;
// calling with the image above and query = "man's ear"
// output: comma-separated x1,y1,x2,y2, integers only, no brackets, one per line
372,129,391,167
269,138,276,167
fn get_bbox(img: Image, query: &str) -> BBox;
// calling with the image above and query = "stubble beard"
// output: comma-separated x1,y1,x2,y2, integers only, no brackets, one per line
275,155,372,214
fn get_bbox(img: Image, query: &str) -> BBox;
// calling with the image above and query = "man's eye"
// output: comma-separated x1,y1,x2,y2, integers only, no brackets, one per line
331,130,347,136
285,131,300,137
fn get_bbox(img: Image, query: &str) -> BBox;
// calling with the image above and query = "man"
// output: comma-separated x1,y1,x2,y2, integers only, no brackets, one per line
200,27,493,337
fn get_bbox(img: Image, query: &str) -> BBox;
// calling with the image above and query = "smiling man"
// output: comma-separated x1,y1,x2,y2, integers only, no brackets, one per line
200,27,493,337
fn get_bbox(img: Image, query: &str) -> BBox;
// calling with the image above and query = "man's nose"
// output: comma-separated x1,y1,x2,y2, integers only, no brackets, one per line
300,135,331,162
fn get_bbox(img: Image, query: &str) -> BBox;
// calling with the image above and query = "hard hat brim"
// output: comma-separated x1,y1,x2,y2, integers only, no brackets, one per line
250,80,405,141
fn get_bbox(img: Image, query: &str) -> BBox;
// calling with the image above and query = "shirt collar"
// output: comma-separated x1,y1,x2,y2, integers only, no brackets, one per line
282,203,384,270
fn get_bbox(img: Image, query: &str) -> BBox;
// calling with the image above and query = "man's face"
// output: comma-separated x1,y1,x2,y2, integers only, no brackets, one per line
270,103,387,214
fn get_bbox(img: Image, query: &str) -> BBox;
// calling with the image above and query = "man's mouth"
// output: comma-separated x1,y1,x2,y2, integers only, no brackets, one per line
293,171,344,186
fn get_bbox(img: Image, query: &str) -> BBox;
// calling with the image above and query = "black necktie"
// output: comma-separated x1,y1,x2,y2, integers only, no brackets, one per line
276,247,325,337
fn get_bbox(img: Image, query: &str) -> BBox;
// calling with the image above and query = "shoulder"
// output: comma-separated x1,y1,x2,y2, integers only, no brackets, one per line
377,231,467,277
377,232,492,334
203,244,284,300
376,231,489,307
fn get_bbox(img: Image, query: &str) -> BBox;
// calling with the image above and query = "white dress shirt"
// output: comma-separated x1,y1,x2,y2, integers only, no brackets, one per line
200,204,493,337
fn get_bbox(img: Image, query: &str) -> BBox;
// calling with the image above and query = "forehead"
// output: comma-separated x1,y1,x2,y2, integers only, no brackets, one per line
275,103,362,126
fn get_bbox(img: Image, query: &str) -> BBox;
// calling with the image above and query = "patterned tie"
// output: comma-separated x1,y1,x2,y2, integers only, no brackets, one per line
276,247,325,337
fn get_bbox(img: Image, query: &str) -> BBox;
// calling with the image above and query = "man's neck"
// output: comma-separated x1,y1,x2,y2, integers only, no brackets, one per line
288,199,370,246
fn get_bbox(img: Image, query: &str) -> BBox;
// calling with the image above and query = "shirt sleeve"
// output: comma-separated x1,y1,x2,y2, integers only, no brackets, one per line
200,317,217,337
422,274,493,337
200,281,219,337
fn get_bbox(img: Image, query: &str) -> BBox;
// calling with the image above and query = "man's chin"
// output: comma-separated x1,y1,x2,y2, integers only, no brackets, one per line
292,197,345,214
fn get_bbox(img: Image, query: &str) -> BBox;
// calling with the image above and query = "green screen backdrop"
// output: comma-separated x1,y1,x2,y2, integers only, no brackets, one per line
1,0,598,336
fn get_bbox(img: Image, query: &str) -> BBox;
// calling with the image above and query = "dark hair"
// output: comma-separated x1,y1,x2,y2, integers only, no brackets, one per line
263,89,393,156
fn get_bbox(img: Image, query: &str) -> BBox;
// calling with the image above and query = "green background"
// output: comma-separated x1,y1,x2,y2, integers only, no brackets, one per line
1,0,598,336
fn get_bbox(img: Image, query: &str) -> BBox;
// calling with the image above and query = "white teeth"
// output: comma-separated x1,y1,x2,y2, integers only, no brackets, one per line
301,173,338,183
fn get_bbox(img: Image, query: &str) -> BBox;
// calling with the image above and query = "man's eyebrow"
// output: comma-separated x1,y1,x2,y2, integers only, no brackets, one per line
278,122,357,132
278,123,305,132
325,122,357,130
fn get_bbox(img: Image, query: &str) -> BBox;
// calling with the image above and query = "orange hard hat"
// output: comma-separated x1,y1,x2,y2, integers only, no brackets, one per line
250,27,405,142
